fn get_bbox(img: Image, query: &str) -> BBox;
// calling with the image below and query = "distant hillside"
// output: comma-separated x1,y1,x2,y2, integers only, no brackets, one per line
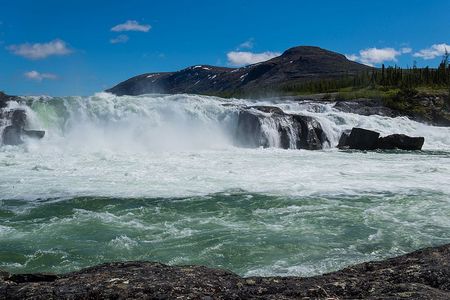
106,46,371,96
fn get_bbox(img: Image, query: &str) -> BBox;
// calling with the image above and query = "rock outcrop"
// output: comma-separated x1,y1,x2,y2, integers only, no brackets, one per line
333,99,400,117
386,91,450,127
235,106,329,150
0,91,17,109
345,127,380,150
1,243,449,299
337,129,351,149
338,127,425,151
333,94,450,127
1,104,46,145
0,92,19,129
377,134,425,151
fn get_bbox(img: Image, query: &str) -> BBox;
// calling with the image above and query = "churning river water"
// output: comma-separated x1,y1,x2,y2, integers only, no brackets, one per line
0,93,449,276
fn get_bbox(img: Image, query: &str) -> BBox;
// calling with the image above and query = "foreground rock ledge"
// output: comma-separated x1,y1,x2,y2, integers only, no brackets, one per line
1,244,449,299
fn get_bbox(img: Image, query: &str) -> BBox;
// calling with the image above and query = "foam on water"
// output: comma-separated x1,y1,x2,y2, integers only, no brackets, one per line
3,92,450,150
0,93,449,275
1,192,450,275
0,93,448,200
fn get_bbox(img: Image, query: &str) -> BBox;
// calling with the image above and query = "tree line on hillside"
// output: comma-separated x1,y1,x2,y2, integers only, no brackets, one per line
281,52,450,95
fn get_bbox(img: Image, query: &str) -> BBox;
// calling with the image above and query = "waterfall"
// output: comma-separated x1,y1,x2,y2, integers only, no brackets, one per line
1,92,449,151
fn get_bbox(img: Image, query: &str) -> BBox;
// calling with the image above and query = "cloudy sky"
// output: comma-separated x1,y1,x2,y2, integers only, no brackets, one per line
1,0,449,96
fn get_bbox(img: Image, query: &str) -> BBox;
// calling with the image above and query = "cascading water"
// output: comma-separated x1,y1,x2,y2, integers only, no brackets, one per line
2,92,449,151
1,93,450,276
7,93,239,152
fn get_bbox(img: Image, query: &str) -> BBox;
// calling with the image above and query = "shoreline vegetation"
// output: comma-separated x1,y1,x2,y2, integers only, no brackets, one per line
1,243,449,299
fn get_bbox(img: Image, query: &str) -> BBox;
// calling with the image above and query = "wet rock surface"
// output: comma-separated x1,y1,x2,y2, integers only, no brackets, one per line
235,106,329,150
377,134,425,151
1,109,45,145
0,92,27,139
346,127,380,150
0,92,19,125
338,127,425,151
0,92,18,109
1,244,449,299
337,129,351,148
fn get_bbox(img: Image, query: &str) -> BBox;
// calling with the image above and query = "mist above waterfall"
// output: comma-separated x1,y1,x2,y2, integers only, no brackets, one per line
3,92,449,154
9,93,238,153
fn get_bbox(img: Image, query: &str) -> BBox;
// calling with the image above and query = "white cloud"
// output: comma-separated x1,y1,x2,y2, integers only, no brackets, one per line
110,34,129,44
238,38,254,50
8,39,71,60
401,47,412,54
111,20,151,32
413,43,450,60
24,70,57,81
227,51,280,66
345,47,402,66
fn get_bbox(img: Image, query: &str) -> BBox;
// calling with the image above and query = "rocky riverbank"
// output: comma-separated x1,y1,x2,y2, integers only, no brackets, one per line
1,243,449,299
332,94,450,127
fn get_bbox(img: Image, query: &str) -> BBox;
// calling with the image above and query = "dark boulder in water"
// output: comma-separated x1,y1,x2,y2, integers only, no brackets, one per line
1,244,450,299
338,127,425,150
235,106,329,150
2,110,28,145
345,127,380,150
1,109,45,146
293,115,328,150
377,134,425,150
337,129,351,148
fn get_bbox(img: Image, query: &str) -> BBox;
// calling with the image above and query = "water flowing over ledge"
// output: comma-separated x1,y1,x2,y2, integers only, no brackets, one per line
1,93,449,201
2,92,449,151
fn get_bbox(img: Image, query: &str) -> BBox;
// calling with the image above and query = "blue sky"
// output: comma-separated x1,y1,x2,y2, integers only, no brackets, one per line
1,0,449,96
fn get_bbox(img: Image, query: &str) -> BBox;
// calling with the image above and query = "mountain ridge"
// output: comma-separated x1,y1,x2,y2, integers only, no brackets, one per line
106,46,371,96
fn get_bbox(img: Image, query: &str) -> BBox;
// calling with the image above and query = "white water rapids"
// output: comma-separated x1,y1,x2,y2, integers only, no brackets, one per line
1,93,450,276
0,93,449,200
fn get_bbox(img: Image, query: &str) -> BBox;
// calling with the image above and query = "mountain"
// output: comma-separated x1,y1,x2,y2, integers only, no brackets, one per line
106,46,371,96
